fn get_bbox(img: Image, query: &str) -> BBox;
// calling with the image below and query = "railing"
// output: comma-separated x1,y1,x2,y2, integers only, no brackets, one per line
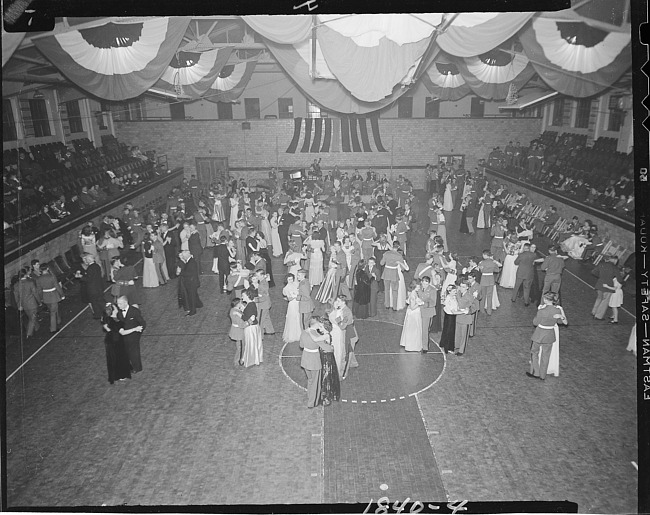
4,168,184,264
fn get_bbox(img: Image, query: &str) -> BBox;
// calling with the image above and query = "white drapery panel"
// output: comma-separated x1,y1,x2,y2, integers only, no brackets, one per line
54,18,172,74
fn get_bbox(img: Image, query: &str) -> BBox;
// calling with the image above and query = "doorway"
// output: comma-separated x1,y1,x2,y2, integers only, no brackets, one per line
195,156,229,190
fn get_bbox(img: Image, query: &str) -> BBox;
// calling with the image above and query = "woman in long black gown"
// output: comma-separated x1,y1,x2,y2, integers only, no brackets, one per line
429,265,444,333
101,303,132,384
439,284,459,354
319,318,340,406
352,260,371,319
459,200,470,234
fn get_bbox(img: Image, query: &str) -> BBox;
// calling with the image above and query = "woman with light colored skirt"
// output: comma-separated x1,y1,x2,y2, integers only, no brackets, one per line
282,273,302,343
400,280,424,352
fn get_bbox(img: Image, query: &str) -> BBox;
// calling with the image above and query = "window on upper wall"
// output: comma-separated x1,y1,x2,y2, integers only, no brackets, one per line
3,99,17,141
65,100,84,133
551,98,564,126
29,98,51,137
397,96,413,118
217,101,233,120
244,98,261,119
278,98,294,119
169,100,186,120
574,98,591,128
130,101,143,121
469,96,484,118
424,97,440,119
307,101,327,118
607,96,625,132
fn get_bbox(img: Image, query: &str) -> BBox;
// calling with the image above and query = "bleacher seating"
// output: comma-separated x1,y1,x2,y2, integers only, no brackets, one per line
3,137,164,251
489,131,634,221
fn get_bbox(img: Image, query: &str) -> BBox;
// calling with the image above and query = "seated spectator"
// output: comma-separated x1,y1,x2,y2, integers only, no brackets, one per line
614,194,634,215
535,205,559,233
585,187,601,205
90,184,108,203
79,186,97,209
106,178,122,196
68,195,82,216
40,205,59,225
582,226,604,261
613,195,627,212
574,179,589,201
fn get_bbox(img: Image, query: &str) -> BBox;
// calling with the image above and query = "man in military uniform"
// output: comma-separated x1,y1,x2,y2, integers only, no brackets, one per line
36,264,65,333
527,292,567,380
418,276,437,353
380,242,407,310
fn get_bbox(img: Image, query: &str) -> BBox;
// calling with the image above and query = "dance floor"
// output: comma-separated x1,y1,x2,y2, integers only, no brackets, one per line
5,193,637,512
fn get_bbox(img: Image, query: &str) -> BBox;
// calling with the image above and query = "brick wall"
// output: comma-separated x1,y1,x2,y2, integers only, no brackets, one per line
115,118,542,190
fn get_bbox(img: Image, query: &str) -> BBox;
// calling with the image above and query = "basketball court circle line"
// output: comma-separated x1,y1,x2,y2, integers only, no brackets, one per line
279,319,447,403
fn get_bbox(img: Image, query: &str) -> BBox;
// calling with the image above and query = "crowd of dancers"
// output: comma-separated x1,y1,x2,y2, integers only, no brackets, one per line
14,161,632,396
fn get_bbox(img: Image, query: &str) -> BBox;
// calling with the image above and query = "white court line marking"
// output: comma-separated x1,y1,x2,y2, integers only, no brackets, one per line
6,306,90,382
278,340,307,392
414,394,450,501
7,257,143,382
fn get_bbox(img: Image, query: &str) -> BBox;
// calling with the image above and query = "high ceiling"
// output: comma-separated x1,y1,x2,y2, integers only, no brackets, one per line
2,6,633,113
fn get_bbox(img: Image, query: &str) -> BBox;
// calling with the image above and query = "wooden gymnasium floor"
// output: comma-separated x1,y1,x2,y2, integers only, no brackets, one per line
4,193,638,512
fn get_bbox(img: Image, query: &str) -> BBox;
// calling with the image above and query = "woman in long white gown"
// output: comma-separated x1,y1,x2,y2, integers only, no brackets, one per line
499,240,520,289
309,237,325,288
284,244,305,279
441,253,458,292
627,324,637,356
400,281,424,352
259,205,273,244
270,211,283,257
540,304,566,376
561,234,589,259
212,195,225,223
229,194,239,230
282,274,302,343
328,305,346,377
443,181,454,211
395,260,409,311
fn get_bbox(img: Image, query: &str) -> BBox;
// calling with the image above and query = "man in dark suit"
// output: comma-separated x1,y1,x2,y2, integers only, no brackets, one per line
116,295,146,373
160,222,178,279
177,249,203,316
81,253,106,319
214,236,232,293
14,268,41,338
187,222,203,275
278,207,294,255
511,243,536,306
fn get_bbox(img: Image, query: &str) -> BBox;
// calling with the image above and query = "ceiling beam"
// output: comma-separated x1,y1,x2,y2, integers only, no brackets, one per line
10,54,53,66
2,75,68,85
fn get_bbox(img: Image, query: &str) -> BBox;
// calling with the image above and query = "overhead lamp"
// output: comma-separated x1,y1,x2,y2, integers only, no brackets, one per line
32,89,44,99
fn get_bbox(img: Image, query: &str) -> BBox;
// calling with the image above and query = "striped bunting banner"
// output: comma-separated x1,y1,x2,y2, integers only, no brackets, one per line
285,116,387,153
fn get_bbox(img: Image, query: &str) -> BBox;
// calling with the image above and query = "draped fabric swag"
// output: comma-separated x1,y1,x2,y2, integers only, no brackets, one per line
204,59,258,103
519,13,631,97
155,47,233,99
12,10,629,109
33,17,191,101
